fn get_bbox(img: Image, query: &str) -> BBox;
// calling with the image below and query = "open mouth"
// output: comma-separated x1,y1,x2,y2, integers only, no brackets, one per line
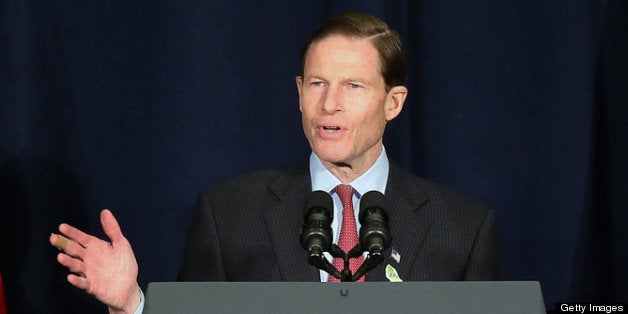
322,126,341,133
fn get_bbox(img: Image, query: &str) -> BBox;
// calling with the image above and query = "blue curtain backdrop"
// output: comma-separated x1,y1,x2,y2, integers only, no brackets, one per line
1,1,626,312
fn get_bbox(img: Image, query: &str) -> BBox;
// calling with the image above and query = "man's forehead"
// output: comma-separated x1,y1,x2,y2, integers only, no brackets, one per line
303,35,382,79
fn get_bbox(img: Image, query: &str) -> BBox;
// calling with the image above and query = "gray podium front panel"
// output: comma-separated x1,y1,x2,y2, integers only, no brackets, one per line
145,281,545,314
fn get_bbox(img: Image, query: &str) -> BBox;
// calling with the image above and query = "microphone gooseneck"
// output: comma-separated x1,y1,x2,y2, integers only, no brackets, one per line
299,189,392,282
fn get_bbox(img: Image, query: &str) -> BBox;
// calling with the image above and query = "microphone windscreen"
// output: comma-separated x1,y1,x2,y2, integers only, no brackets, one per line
304,190,334,220
359,191,386,221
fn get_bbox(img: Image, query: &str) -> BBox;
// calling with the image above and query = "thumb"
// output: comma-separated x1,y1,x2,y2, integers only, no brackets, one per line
100,209,125,244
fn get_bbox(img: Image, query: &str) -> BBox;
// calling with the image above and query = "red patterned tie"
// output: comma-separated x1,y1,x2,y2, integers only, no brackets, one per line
328,184,365,282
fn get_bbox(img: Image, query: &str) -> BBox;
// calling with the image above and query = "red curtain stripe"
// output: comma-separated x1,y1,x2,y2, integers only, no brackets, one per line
0,271,7,314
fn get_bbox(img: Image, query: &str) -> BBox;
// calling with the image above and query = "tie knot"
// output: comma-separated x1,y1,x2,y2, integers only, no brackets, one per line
334,184,355,206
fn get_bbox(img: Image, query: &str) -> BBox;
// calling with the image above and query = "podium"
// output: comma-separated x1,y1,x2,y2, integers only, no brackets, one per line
144,281,545,314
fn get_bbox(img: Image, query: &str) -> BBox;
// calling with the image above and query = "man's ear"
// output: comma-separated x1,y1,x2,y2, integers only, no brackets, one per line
296,76,304,112
384,85,408,121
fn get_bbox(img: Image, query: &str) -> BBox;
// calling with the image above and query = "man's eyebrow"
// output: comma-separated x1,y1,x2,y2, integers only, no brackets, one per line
343,77,378,86
303,75,325,81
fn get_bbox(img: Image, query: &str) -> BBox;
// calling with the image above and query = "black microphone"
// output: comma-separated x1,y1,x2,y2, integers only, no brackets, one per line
299,190,334,257
349,190,391,281
300,190,344,280
358,191,391,256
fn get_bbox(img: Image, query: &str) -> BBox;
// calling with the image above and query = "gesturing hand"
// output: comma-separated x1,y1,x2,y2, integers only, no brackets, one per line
50,209,141,313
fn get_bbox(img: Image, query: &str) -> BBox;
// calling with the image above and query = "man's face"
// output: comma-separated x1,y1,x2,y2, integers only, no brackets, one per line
296,35,406,171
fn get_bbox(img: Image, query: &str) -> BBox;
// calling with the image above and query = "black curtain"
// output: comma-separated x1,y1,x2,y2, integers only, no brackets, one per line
1,1,626,313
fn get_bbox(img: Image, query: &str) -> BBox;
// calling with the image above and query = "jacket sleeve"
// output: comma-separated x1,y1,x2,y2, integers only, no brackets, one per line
462,209,501,280
178,191,227,281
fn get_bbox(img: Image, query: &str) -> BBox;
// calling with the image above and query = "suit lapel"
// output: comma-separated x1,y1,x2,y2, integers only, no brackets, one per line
262,162,320,282
366,162,432,282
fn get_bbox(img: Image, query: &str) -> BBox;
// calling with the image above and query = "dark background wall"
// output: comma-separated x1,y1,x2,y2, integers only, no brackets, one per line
1,1,626,312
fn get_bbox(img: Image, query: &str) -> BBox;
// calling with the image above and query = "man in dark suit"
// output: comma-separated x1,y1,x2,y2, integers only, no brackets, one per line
50,11,498,313
179,162,497,282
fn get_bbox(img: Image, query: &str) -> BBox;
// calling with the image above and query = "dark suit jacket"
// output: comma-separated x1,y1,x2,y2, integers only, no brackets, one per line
178,160,499,282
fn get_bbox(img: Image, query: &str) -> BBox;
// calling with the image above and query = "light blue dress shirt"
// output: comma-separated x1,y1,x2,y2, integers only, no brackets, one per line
309,147,389,282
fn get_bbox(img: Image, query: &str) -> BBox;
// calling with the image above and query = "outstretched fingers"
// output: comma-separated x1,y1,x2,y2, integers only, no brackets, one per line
50,209,141,312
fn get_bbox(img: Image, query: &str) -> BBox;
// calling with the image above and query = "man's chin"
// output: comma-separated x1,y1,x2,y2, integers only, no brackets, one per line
315,152,351,167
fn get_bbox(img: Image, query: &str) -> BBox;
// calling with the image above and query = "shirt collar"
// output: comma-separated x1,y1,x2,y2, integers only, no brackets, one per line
309,146,389,197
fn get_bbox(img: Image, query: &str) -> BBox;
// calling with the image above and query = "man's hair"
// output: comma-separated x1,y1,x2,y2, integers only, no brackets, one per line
300,11,407,88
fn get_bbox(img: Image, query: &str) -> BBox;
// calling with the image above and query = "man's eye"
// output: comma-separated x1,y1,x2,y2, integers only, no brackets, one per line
349,83,362,89
311,81,325,87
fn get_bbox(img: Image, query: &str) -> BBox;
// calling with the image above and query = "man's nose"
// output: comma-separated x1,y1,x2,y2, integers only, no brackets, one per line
322,86,342,114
